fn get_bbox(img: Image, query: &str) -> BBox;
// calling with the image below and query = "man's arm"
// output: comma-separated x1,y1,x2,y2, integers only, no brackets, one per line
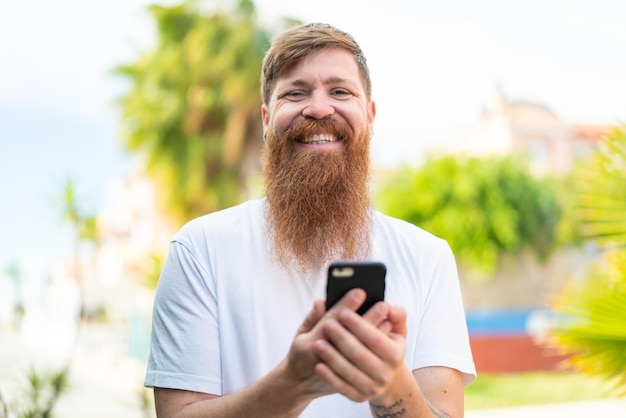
154,360,312,418
153,298,327,418
366,367,464,418
154,290,391,418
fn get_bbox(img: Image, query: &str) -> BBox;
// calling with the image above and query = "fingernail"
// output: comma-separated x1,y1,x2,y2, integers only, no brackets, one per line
351,288,366,301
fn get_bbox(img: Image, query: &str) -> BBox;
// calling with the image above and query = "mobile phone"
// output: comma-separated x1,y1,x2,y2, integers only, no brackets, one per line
326,261,386,315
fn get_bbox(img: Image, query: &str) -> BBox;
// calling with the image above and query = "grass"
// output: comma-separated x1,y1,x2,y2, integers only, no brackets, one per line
465,372,617,410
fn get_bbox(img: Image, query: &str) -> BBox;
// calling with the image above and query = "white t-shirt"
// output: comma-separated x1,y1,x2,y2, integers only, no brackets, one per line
145,199,476,417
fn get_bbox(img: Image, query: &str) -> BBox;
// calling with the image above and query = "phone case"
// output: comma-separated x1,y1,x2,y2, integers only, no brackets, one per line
326,261,386,315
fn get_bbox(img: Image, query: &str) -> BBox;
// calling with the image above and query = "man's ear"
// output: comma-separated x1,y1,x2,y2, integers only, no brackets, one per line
261,104,270,131
368,100,376,137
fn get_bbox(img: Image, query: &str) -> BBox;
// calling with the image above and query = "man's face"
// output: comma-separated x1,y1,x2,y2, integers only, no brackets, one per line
262,48,376,151
261,48,376,272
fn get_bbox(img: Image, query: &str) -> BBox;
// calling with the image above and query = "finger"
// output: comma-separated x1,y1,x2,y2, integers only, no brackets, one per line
314,362,370,402
313,339,379,401
377,320,393,335
337,309,405,364
319,318,389,385
386,305,408,338
325,288,367,317
361,301,390,327
297,299,326,334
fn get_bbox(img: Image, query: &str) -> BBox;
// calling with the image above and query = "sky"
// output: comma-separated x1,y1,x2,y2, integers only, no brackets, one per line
1,0,626,284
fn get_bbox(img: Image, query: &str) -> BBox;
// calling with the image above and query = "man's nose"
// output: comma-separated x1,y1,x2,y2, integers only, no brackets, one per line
302,92,335,119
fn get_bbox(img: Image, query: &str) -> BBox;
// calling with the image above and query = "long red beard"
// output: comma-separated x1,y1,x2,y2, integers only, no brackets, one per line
263,118,372,273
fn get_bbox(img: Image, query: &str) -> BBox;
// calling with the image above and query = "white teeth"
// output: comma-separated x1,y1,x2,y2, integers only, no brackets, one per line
301,134,337,144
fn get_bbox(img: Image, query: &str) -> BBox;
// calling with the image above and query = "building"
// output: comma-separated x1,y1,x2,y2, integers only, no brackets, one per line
436,86,607,176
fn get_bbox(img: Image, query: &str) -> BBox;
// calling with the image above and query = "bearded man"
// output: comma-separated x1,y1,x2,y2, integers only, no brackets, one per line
145,23,476,418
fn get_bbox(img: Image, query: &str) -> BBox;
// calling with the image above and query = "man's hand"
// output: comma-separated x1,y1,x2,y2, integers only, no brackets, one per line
312,299,407,402
283,289,362,397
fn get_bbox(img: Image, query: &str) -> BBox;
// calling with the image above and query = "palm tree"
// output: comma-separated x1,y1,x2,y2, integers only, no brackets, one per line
552,125,626,395
4,262,24,330
116,0,273,225
0,367,70,418
59,178,98,320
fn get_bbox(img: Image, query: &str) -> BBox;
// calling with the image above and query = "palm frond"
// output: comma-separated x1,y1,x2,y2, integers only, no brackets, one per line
553,250,626,395
552,124,626,396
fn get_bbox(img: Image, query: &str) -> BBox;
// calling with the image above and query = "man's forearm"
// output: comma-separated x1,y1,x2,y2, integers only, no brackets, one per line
158,361,313,418
370,395,450,418
368,368,449,418
370,398,409,417
370,395,439,418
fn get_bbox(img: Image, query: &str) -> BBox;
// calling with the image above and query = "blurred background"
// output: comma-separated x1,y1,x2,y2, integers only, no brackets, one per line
1,0,625,417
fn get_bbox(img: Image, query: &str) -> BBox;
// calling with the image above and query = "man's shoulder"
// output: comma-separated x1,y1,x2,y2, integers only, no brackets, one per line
174,199,264,241
372,211,455,268
373,210,444,244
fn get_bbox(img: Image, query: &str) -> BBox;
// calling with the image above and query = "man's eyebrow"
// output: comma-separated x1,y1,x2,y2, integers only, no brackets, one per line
324,76,354,85
282,76,358,88
286,79,310,88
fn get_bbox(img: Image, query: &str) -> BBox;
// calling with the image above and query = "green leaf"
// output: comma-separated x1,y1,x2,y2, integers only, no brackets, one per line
375,155,562,276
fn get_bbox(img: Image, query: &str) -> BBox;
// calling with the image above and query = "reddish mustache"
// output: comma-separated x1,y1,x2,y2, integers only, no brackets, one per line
281,118,353,142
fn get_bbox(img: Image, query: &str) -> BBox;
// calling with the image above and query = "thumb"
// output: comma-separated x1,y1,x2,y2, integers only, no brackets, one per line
297,299,326,334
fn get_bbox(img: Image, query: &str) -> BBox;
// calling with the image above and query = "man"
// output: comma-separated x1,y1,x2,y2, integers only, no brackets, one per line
145,23,476,417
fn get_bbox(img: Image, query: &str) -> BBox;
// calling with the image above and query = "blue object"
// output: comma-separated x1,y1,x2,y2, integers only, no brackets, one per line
465,309,552,336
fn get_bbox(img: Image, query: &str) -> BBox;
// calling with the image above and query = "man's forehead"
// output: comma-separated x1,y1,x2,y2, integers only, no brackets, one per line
274,49,363,88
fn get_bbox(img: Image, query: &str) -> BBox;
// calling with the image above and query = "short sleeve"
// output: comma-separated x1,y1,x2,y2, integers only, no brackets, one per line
413,241,476,385
144,240,223,395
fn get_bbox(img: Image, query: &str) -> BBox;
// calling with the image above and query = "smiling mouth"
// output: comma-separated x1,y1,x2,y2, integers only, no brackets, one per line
297,133,342,145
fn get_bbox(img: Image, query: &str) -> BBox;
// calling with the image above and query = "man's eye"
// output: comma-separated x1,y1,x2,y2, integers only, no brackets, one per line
285,91,305,99
332,89,351,97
